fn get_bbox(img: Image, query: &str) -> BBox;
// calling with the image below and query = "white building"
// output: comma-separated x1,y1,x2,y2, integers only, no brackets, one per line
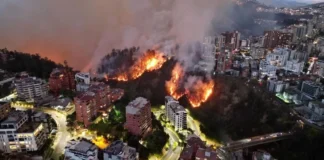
64,139,98,160
14,77,48,102
259,60,277,77
75,72,91,92
267,80,289,93
266,48,291,67
165,96,187,131
0,111,47,153
104,140,138,160
260,48,305,76
285,60,304,74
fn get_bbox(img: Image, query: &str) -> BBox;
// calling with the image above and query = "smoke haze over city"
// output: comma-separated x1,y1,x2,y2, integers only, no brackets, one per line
0,0,232,71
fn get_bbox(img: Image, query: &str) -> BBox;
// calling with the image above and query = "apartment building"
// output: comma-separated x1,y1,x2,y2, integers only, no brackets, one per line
74,91,97,128
14,77,48,102
124,97,152,137
48,68,75,95
165,96,187,131
0,111,47,153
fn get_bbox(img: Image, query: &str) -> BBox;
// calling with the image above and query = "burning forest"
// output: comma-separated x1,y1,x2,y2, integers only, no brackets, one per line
98,42,216,108
166,63,215,108
97,47,167,81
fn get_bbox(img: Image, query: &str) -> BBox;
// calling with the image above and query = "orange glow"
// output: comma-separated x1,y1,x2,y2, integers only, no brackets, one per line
92,136,109,149
166,64,214,108
186,80,214,108
111,50,166,81
166,63,185,99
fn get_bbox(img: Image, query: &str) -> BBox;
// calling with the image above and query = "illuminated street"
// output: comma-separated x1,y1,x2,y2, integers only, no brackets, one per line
40,108,71,160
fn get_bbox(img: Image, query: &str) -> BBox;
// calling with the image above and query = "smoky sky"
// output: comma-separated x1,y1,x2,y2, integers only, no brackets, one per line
0,0,232,71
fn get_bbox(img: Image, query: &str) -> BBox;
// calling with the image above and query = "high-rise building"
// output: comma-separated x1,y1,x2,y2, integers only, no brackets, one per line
74,91,97,128
263,30,292,49
165,96,187,131
222,31,241,50
75,83,117,127
104,140,138,160
0,111,47,153
64,139,98,160
292,25,307,42
14,77,48,102
49,68,75,95
0,102,11,121
124,97,152,137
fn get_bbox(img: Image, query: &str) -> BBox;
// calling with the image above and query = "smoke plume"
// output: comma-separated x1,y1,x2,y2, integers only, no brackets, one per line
0,0,232,71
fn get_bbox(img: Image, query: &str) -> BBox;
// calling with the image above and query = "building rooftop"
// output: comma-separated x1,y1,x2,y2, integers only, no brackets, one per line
65,139,97,157
1,111,26,124
196,147,219,160
50,98,71,108
88,83,109,93
169,102,186,113
186,134,206,149
75,91,95,101
126,97,149,115
14,77,45,85
16,122,41,133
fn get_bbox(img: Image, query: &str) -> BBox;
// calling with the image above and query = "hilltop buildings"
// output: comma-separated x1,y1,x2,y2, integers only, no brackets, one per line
124,97,152,137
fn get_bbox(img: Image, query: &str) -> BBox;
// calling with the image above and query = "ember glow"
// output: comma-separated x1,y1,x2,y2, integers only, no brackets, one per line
166,63,185,100
166,63,214,107
112,50,166,81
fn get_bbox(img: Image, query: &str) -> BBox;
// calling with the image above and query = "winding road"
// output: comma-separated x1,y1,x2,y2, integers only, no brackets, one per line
41,108,71,160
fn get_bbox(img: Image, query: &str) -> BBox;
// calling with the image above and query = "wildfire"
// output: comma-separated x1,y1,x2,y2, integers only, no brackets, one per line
112,50,166,81
166,63,214,108
166,63,185,99
186,80,214,108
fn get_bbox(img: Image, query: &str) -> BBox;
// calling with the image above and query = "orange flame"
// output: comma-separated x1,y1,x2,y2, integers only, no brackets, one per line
186,80,214,108
166,63,185,99
166,64,214,108
111,50,166,81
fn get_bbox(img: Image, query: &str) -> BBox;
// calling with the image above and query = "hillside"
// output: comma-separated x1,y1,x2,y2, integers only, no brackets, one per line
0,48,63,79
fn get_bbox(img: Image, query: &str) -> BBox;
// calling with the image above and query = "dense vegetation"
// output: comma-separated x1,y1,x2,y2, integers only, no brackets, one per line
0,48,62,79
187,76,297,141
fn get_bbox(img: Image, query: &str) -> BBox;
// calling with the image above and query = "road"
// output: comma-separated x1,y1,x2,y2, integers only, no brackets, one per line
225,132,293,151
41,108,71,160
152,109,181,160
162,127,181,160
188,116,201,136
